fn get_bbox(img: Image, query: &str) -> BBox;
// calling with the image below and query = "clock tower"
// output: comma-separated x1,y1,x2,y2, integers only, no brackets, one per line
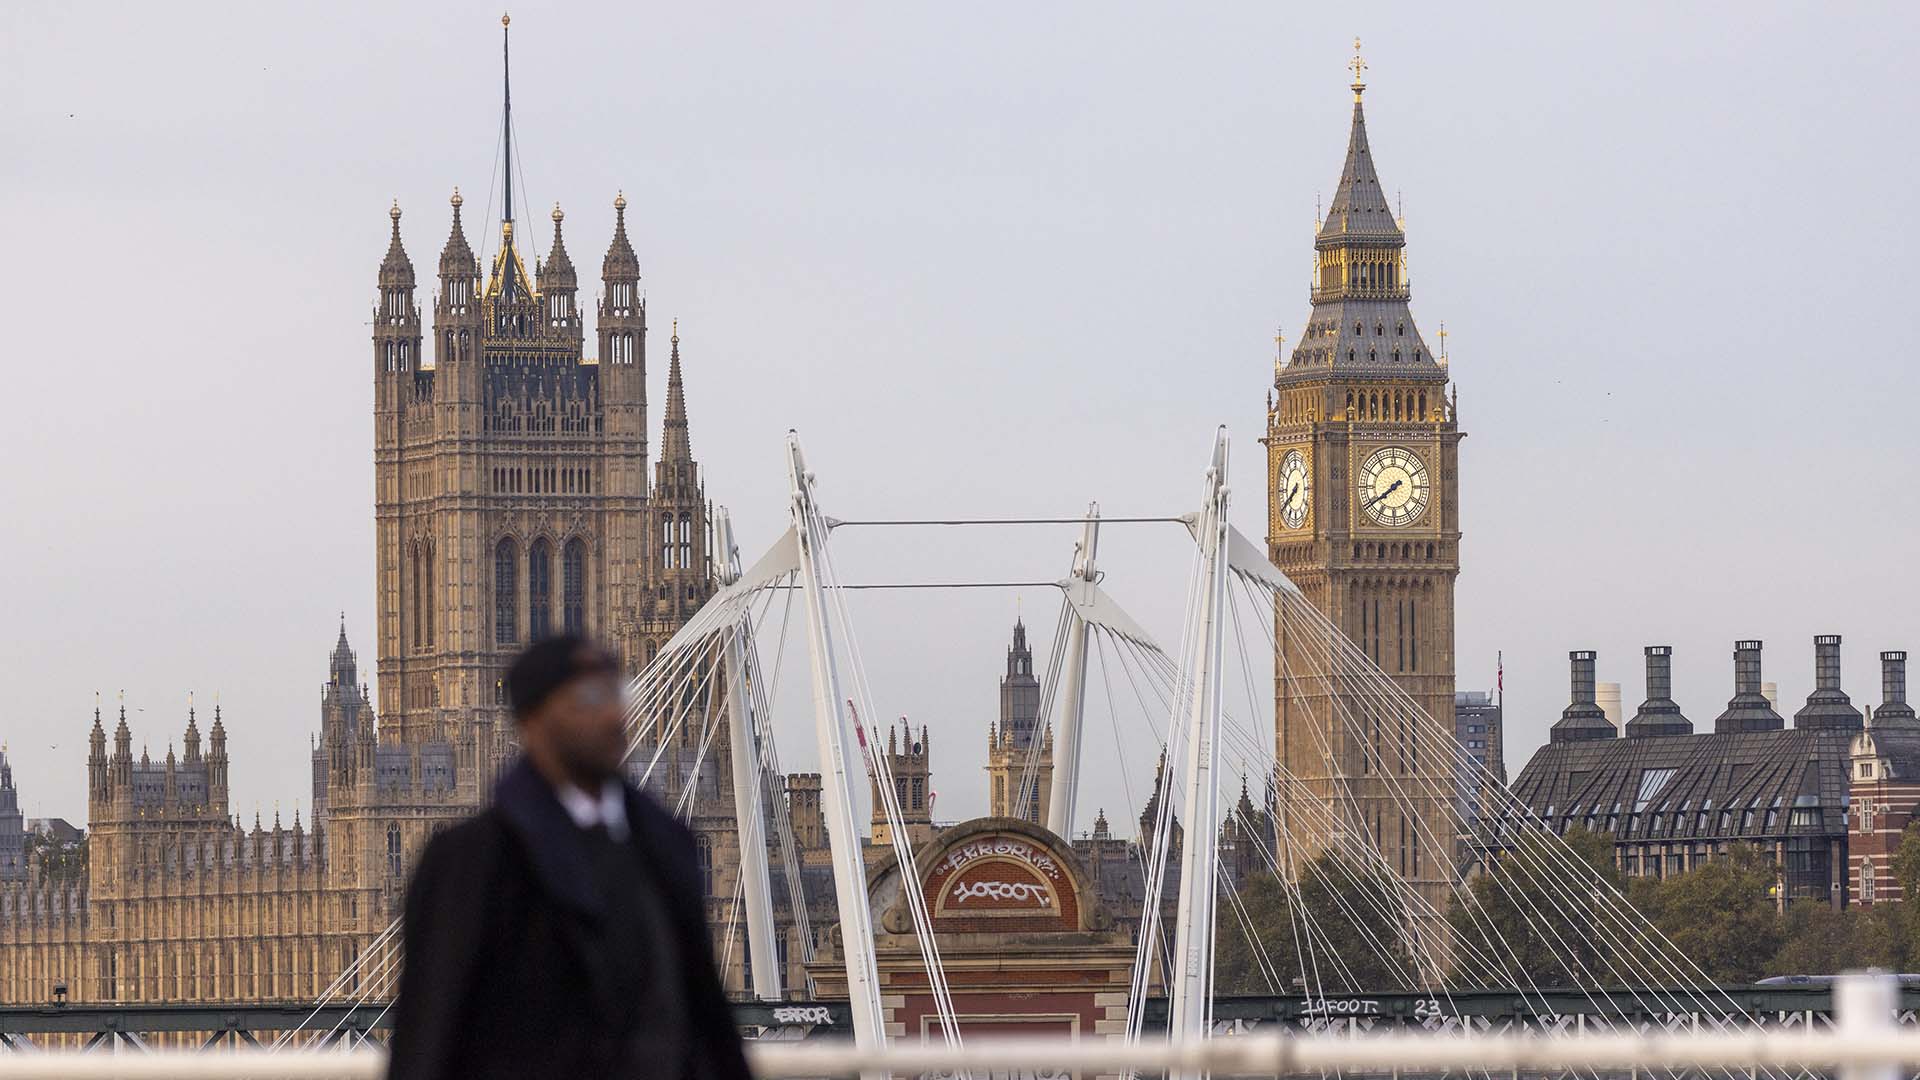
1264,45,1462,911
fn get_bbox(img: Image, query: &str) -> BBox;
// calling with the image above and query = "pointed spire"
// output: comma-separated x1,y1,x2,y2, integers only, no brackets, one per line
440,188,476,279
330,616,357,688
184,692,202,762
113,692,132,761
1318,41,1399,243
603,191,638,281
660,321,692,460
380,201,415,286
542,203,577,290
501,13,515,229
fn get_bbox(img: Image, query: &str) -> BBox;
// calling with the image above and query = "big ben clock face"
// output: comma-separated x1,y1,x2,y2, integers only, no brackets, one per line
1277,449,1311,530
1357,446,1431,527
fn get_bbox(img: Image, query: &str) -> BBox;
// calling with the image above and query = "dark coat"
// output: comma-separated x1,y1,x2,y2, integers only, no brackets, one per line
387,760,752,1080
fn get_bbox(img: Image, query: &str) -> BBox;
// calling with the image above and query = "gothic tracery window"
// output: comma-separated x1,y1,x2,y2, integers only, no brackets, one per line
424,539,435,648
494,538,518,646
529,538,553,639
563,538,587,635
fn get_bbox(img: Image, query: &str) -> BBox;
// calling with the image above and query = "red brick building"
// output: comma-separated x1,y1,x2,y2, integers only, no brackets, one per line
1849,652,1918,905
811,818,1143,1042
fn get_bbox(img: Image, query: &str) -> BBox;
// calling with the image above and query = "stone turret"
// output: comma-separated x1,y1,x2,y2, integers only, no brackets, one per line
870,719,934,847
537,203,581,341
987,618,1053,824
0,750,23,882
786,773,825,850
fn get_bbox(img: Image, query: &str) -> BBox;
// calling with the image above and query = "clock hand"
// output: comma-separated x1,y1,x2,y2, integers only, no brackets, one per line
1363,479,1404,509
1284,483,1300,509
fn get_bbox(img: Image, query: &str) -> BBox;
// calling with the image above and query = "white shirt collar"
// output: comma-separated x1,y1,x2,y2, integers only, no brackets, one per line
555,779,629,843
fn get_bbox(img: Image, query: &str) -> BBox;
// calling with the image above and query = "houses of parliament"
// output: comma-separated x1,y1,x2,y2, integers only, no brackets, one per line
0,17,731,1005
0,30,1470,1013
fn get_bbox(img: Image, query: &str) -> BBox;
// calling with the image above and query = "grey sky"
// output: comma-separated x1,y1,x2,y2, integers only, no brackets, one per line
4,3,1917,830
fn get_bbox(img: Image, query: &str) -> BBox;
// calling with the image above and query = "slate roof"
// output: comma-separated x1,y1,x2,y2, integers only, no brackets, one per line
1317,99,1402,243
1277,86,1445,387
1508,728,1853,845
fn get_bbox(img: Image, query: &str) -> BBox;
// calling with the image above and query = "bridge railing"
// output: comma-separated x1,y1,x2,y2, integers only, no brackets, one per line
0,974,1910,1080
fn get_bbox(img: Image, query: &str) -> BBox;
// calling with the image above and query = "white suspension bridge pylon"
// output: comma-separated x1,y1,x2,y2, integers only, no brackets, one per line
285,425,1806,1080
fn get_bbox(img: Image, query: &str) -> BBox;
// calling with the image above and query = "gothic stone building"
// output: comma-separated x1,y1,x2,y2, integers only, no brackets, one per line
0,22,724,1004
1265,53,1462,909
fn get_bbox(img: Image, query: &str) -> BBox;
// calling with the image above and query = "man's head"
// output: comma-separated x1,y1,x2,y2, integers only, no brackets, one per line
506,635,628,788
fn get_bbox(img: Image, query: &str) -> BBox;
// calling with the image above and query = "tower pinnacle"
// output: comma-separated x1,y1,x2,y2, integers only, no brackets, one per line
661,322,690,461
1349,37,1367,100
501,14,514,229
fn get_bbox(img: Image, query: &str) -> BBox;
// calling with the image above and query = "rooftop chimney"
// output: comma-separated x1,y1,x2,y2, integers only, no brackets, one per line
1713,640,1784,733
1873,651,1917,726
1794,634,1863,731
1626,645,1693,737
1550,650,1616,744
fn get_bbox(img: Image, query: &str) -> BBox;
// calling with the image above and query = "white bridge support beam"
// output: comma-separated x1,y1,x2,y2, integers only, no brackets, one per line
1169,428,1232,1072
783,434,888,1054
1045,503,1100,840
715,509,782,1001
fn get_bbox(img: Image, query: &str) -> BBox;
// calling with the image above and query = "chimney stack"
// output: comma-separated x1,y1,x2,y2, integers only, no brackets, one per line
1714,640,1784,733
1873,651,1917,726
1551,650,1616,744
1794,634,1863,731
1626,645,1692,737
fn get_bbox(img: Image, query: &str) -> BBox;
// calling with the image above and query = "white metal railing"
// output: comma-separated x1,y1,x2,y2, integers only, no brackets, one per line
0,974,1912,1080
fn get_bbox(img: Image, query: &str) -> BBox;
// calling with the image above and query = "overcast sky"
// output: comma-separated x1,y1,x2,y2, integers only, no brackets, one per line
4,3,1917,831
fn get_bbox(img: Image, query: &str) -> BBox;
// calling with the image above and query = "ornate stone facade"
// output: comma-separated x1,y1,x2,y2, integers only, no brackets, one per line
985,620,1052,824
0,21,721,1006
1265,52,1461,909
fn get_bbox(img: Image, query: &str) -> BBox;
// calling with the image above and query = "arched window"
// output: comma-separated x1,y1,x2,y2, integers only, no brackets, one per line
677,514,692,569
1862,860,1877,903
494,538,518,645
695,834,714,896
386,827,402,878
409,542,421,649
661,517,674,569
424,539,435,648
528,538,553,639
563,538,587,635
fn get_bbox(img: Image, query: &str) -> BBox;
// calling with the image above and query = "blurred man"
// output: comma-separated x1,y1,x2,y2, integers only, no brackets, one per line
389,635,750,1080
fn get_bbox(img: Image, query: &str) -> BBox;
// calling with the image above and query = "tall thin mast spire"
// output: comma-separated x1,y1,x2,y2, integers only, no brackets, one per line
501,13,514,228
